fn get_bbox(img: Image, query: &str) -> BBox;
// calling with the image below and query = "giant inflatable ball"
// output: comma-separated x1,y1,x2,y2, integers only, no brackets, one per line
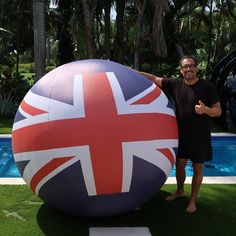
12,59,178,217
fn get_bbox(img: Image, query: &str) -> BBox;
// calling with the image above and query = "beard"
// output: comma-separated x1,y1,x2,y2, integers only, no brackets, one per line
184,71,197,80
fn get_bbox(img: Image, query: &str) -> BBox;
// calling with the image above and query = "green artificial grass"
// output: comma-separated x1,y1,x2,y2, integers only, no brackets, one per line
0,184,236,236
0,118,13,134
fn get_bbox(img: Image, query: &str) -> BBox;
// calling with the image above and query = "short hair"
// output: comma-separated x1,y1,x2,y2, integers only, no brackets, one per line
179,55,198,67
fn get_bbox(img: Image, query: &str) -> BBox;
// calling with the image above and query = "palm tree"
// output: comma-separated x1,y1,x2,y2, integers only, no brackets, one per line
33,0,46,81
152,0,167,58
81,0,98,58
57,0,74,65
115,0,125,63
134,0,148,69
104,0,112,59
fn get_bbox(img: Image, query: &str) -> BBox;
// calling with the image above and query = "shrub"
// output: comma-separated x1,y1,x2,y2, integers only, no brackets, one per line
18,63,35,73
46,65,56,72
0,66,34,106
0,94,17,118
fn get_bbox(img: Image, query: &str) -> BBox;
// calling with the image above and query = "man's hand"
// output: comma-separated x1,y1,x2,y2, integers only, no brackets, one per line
195,100,206,115
195,100,222,117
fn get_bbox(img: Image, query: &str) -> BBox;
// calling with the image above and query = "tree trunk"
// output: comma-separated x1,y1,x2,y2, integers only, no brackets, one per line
57,0,74,65
81,0,97,58
212,3,223,64
206,0,213,74
152,0,167,58
104,0,111,59
134,0,147,70
115,0,125,63
46,37,51,66
33,0,46,81
175,42,185,59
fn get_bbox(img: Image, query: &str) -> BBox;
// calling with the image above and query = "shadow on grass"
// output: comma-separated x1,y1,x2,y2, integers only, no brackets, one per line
36,190,187,235
36,187,236,236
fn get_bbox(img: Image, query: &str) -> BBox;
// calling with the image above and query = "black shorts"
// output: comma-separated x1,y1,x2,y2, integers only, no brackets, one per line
177,140,212,163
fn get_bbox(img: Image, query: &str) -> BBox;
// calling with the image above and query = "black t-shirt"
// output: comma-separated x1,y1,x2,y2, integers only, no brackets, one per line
162,78,220,161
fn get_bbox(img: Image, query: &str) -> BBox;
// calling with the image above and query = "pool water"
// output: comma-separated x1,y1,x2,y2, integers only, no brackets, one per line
0,138,21,177
170,136,236,177
1,136,236,178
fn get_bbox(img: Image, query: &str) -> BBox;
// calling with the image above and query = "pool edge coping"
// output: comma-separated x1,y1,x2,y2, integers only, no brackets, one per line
165,176,236,184
2,133,236,138
0,134,12,138
1,177,236,185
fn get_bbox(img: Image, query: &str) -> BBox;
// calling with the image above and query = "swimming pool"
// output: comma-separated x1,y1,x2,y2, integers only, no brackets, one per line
170,135,236,176
1,134,236,177
0,136,20,177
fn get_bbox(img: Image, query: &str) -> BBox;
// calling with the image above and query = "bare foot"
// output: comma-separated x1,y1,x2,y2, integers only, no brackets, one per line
165,191,184,201
186,201,197,213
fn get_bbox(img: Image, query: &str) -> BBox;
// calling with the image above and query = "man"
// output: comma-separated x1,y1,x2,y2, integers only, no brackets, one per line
139,56,222,213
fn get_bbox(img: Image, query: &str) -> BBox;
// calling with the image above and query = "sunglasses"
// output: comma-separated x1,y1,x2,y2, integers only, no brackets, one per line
181,64,196,69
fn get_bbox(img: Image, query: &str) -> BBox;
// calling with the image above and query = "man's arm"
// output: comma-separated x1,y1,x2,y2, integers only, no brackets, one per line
195,100,222,117
138,71,163,87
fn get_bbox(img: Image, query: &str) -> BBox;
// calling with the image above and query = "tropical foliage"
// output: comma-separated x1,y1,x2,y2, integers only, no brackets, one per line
0,66,34,118
0,0,236,118
1,0,236,73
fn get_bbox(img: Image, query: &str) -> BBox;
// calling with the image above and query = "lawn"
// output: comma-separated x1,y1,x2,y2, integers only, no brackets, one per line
0,184,236,236
0,118,13,134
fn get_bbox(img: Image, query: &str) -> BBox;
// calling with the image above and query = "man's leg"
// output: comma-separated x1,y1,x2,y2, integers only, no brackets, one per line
186,162,204,213
166,158,187,201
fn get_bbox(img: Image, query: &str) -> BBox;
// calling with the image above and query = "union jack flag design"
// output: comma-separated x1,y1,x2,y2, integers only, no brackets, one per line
12,60,178,216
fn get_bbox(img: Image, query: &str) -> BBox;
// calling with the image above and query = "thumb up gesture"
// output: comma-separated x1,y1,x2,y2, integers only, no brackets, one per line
195,100,206,114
